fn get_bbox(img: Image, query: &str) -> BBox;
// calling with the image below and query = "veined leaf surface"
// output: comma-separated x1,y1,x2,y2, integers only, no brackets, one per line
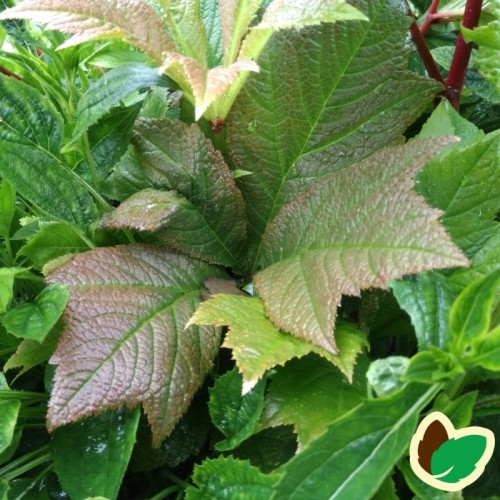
228,0,442,266
46,245,226,445
255,139,468,353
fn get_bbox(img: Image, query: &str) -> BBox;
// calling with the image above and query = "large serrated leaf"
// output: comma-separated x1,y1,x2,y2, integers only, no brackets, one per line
74,64,159,137
0,0,175,61
227,0,442,267
200,0,222,67
46,245,226,445
273,383,440,500
188,294,367,389
255,139,468,353
118,119,247,270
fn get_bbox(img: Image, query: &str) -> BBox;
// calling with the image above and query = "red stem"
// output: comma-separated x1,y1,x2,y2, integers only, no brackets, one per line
445,0,483,109
420,0,441,35
0,66,22,80
409,21,446,85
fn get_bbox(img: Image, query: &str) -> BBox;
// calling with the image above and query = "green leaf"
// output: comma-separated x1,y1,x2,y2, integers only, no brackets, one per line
0,268,28,314
416,131,500,258
0,479,7,500
185,456,278,500
0,179,15,239
391,272,458,350
366,356,409,397
462,2,500,93
404,349,465,384
3,322,62,376
46,244,226,445
209,368,265,451
188,294,368,388
74,64,159,137
0,76,98,228
19,221,91,270
431,435,489,483
2,284,68,341
273,383,440,500
255,139,467,354
100,188,244,268
372,473,398,500
228,0,442,266
432,391,478,429
0,374,21,455
473,324,500,371
120,119,247,268
52,408,140,500
398,459,448,500
450,269,500,350
261,355,367,449
201,0,222,67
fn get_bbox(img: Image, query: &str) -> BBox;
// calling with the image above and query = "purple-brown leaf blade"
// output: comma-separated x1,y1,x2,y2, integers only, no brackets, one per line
255,138,469,354
46,245,226,446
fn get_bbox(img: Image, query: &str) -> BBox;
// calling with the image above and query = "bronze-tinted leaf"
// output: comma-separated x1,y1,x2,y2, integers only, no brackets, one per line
46,244,226,446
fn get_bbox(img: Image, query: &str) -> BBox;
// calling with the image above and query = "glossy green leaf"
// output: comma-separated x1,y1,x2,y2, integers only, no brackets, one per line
2,284,68,341
432,391,478,429
228,0,442,266
46,244,226,445
74,64,159,137
255,139,467,353
0,76,98,228
209,368,265,451
201,0,222,67
185,456,278,500
450,270,500,349
120,119,247,270
188,294,368,389
273,383,440,500
417,131,500,259
261,355,367,449
0,268,27,314
100,188,243,268
462,1,500,93
3,322,62,376
391,272,458,350
366,356,409,397
52,408,140,500
474,324,500,371
19,221,91,271
0,179,15,239
431,435,489,483
0,374,20,455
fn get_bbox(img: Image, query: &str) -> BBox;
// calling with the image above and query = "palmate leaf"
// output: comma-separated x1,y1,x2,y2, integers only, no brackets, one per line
0,0,175,60
45,245,226,446
105,119,247,270
255,139,468,353
188,294,367,389
227,0,442,267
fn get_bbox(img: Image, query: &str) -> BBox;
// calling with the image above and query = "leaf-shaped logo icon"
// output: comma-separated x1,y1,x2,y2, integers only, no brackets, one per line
409,411,495,491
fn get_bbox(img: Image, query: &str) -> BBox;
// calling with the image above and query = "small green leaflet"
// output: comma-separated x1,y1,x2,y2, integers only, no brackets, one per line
0,268,28,314
2,284,68,341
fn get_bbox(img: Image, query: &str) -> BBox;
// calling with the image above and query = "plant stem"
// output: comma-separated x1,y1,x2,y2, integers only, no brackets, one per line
445,0,484,109
0,66,22,80
420,0,441,35
149,485,181,500
408,21,446,85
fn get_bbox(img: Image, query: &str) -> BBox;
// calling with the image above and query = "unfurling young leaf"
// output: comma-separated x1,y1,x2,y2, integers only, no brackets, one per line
46,245,226,445
255,138,468,354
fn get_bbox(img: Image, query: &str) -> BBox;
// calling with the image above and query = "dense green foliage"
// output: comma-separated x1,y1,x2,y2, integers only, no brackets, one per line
0,0,498,498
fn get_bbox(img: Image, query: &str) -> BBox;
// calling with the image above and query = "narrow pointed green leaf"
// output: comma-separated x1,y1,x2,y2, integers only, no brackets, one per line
261,355,367,449
273,384,440,500
122,119,247,269
2,284,68,342
209,368,265,451
391,272,458,350
46,244,226,445
255,139,468,354
201,0,222,67
74,64,157,136
473,324,500,371
99,188,242,268
0,374,21,455
228,0,442,265
432,391,478,429
185,456,278,500
0,179,15,239
188,294,367,388
52,408,140,500
431,435,488,483
450,270,500,349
